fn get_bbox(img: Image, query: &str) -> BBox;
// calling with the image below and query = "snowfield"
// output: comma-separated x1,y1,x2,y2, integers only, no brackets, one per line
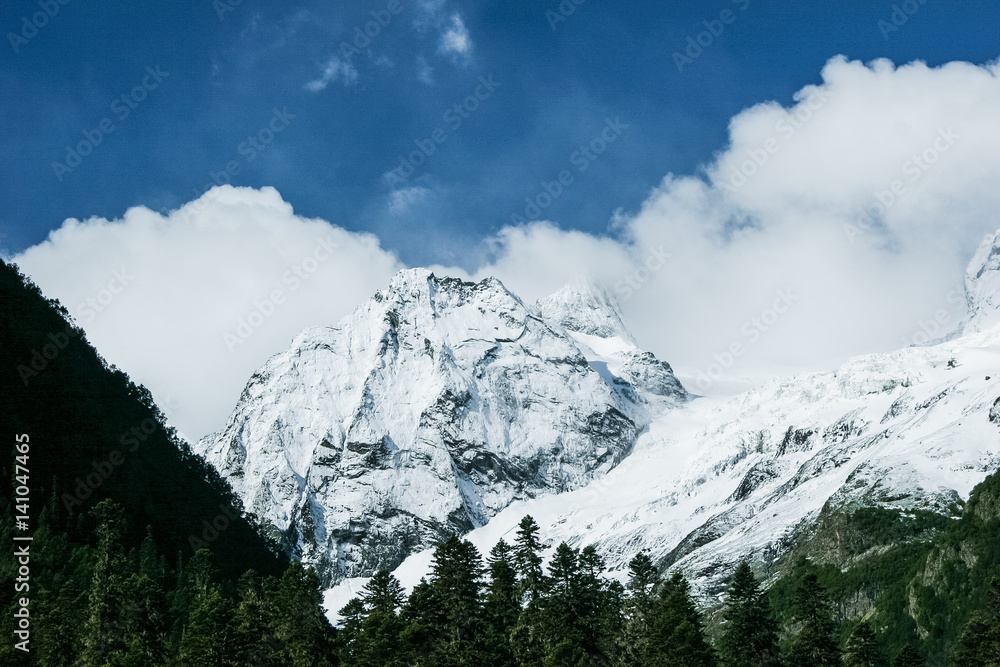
323,231,1000,622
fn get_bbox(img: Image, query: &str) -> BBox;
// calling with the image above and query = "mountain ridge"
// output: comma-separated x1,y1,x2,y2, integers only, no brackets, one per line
196,268,686,585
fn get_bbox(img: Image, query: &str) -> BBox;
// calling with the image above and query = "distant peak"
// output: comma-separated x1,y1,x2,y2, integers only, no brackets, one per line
963,230,1000,333
537,278,636,343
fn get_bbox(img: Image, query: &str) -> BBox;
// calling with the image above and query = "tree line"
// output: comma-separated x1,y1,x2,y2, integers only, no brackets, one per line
334,515,1000,666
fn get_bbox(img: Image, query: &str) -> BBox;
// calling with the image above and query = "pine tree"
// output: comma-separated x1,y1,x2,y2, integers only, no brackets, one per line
578,545,619,663
233,570,282,666
138,526,167,582
718,561,781,667
25,502,91,666
514,515,545,602
483,540,520,666
172,548,240,666
540,542,588,665
891,645,927,667
363,569,407,614
951,578,1000,666
336,597,366,663
646,572,717,667
619,552,658,666
415,535,486,663
511,516,548,666
79,500,131,667
843,621,886,667
117,571,170,666
272,560,338,666
401,578,439,663
175,585,236,666
785,573,840,667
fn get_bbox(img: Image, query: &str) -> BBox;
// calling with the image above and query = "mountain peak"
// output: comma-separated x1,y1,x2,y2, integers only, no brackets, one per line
197,269,667,585
537,279,636,344
964,230,1000,333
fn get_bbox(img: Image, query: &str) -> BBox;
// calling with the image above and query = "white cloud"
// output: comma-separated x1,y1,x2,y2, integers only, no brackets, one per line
304,56,358,92
470,56,1000,391
388,186,432,215
416,55,434,85
413,0,446,32
14,186,402,440
438,14,471,58
15,56,1000,441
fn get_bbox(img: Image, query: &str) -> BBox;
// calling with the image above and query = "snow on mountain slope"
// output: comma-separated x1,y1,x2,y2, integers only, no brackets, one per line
328,328,1000,617
538,281,686,410
197,269,686,585
965,230,1000,333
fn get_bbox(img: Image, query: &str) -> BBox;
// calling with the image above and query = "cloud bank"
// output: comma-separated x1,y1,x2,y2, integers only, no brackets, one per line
14,55,1000,439
14,186,403,439
473,56,1000,388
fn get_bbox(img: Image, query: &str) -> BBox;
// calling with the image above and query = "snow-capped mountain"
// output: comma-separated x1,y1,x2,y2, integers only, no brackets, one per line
326,234,1000,615
964,229,1000,334
196,269,686,585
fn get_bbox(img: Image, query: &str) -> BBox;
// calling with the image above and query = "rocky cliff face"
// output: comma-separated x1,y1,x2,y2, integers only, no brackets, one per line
196,269,686,584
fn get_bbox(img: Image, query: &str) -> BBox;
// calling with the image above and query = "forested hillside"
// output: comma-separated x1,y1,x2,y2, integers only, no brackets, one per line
0,260,335,665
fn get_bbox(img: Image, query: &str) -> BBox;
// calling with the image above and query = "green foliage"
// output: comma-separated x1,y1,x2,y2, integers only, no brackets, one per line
718,561,781,667
785,573,841,667
413,535,485,662
484,540,520,666
950,578,1000,666
647,572,718,667
843,621,887,667
0,261,328,665
618,552,658,666
514,515,545,603
891,645,928,667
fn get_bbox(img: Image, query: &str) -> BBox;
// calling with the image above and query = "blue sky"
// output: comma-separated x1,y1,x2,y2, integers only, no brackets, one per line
3,0,999,267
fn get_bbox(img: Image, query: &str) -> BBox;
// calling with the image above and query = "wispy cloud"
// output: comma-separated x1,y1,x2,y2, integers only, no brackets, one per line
304,56,358,92
388,186,431,215
416,55,434,85
438,14,472,59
